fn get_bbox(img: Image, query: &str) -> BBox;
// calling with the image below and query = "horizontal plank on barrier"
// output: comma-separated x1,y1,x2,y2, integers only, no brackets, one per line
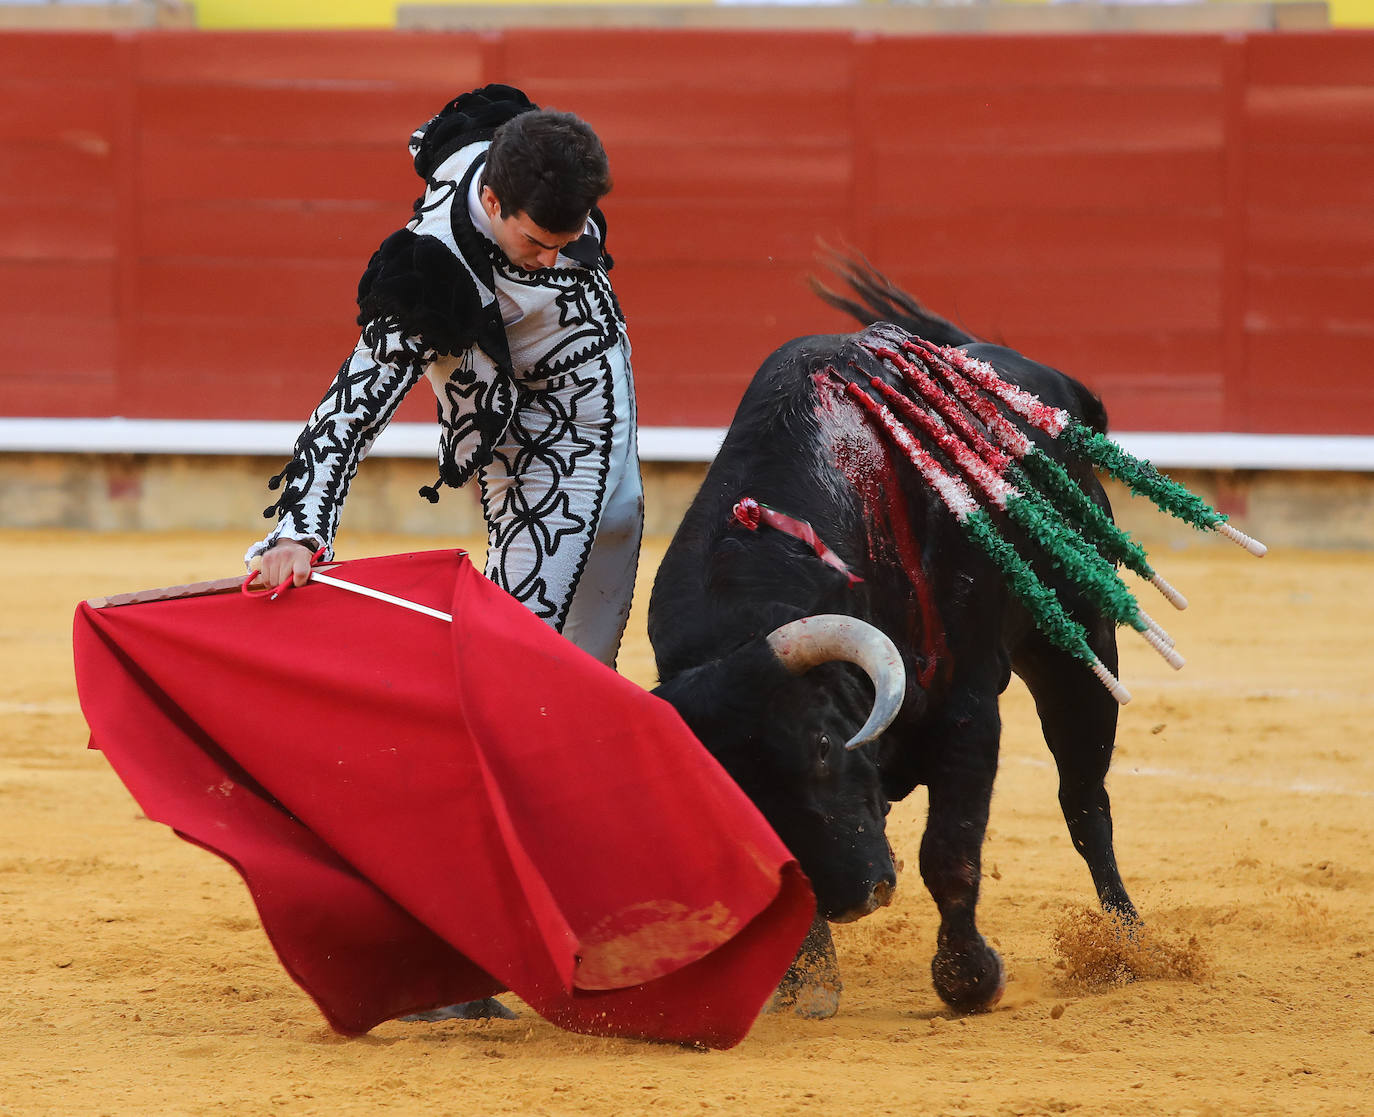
3,417,1374,471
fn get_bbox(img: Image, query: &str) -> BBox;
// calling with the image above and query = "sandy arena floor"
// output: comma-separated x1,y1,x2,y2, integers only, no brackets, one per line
2,529,1371,1116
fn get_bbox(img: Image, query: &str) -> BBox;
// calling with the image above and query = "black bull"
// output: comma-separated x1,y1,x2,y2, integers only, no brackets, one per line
647,279,1135,1015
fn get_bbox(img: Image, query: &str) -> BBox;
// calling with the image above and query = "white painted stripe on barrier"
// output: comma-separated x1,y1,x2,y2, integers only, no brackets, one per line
1112,432,1374,472
0,417,729,463
1,418,1373,469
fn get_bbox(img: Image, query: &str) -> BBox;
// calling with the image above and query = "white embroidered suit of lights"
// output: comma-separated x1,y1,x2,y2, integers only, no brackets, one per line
248,137,642,667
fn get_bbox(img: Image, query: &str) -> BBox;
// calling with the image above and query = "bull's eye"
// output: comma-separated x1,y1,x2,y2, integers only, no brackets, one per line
816,733,832,764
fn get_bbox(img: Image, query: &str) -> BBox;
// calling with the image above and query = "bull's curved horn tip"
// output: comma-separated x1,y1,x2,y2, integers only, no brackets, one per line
765,614,907,749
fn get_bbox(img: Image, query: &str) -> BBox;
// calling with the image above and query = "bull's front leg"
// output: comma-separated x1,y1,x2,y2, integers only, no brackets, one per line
764,914,842,1018
918,711,1006,1013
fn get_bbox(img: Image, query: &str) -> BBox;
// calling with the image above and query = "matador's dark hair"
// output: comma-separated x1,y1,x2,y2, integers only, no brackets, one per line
483,109,612,234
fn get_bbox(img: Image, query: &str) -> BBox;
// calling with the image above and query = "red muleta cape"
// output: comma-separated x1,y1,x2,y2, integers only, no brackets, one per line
72,550,814,1048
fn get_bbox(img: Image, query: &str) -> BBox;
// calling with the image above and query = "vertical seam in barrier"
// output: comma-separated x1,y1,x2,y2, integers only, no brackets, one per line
1221,33,1252,433
114,31,141,415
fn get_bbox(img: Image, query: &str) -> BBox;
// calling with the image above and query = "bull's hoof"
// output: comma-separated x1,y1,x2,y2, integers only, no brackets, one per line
765,916,844,1018
400,997,517,1022
764,973,842,1019
931,936,1005,1013
763,961,835,1016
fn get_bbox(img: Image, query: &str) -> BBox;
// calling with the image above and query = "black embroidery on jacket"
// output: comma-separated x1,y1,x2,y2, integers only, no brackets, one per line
261,334,429,545
488,247,625,381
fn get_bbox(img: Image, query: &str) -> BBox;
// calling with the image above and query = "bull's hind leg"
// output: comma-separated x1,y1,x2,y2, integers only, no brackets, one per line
918,702,1007,1012
1014,628,1137,920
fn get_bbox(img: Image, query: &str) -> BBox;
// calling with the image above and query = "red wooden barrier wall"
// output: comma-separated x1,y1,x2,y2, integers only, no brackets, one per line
1,29,1371,434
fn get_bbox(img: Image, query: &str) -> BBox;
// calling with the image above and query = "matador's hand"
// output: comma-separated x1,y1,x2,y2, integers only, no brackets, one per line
250,539,316,590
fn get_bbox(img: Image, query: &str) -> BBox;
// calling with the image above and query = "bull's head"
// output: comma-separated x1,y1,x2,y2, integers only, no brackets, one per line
653,615,905,922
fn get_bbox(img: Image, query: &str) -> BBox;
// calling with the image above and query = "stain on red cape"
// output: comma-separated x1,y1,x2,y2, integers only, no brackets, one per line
72,550,814,1048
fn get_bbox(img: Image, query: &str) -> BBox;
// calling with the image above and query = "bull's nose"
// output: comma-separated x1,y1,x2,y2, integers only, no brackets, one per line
831,877,897,923
870,878,895,910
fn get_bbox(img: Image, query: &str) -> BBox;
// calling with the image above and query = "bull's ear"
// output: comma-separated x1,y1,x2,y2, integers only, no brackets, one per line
650,639,792,743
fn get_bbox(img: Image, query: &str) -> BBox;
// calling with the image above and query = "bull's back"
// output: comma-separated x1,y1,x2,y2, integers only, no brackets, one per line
649,325,1111,678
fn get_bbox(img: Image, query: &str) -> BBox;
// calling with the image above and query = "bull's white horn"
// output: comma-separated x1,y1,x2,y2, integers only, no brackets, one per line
765,614,906,751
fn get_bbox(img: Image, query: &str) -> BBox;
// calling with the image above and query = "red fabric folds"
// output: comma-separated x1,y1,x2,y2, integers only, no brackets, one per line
72,550,814,1048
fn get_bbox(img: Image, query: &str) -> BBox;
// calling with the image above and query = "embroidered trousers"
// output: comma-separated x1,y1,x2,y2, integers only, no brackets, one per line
476,336,643,667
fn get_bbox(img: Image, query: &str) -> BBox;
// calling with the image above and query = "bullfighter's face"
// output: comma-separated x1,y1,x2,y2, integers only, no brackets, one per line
479,185,585,271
